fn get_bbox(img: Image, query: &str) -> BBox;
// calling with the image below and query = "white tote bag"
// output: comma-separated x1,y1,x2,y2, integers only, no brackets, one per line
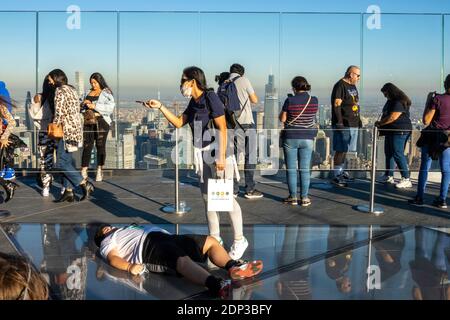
207,178,234,212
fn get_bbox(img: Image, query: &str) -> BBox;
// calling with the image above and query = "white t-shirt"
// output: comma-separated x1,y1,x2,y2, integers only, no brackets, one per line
100,225,170,264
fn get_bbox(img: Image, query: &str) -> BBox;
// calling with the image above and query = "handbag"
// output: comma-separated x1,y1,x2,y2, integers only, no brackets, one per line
47,123,64,140
83,109,98,125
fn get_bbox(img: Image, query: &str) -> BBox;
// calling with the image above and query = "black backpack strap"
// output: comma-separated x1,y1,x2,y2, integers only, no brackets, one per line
230,75,241,83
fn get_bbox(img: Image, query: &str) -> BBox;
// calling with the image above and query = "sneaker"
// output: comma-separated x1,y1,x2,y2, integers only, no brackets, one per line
408,196,424,206
95,168,103,182
244,189,263,199
283,196,298,206
229,260,264,280
331,176,347,187
229,237,248,260
3,181,18,203
42,187,50,197
301,197,311,207
218,280,231,299
377,175,395,184
432,198,447,209
3,168,15,180
395,178,412,189
233,191,239,198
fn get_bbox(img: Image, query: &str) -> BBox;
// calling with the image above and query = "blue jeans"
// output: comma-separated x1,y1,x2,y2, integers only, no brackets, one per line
332,127,358,153
55,139,83,189
417,146,450,201
384,134,410,179
283,139,313,198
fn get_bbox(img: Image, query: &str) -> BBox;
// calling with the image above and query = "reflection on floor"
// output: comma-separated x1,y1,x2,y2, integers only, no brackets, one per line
1,223,449,300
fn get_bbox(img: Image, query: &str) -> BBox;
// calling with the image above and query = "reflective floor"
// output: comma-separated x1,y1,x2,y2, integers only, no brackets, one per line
1,223,449,300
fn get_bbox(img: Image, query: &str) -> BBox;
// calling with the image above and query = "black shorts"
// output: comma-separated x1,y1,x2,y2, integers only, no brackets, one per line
142,232,208,274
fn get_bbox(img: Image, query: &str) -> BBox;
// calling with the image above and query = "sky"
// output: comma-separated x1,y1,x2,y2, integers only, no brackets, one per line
0,0,449,13
1,0,449,108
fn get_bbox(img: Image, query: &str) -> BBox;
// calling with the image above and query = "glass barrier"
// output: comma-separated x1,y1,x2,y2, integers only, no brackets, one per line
445,15,450,81
0,11,447,177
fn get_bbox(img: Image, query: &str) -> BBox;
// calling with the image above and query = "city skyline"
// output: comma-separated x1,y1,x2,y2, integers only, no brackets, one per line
1,6,449,106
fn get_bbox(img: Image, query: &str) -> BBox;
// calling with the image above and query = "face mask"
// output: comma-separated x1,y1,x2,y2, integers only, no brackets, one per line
180,83,193,98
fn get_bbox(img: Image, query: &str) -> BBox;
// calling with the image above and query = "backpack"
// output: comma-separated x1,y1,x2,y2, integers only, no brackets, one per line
217,76,247,129
204,90,237,130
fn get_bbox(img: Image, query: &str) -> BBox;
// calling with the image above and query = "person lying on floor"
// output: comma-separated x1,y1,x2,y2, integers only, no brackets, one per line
94,224,263,299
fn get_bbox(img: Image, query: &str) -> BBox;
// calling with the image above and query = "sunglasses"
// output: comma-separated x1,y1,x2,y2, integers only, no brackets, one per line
352,72,361,78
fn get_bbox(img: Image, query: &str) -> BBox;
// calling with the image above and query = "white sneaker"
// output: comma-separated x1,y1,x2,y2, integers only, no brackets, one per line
95,168,103,182
229,237,248,260
377,175,395,184
395,178,412,189
42,187,50,197
60,187,66,195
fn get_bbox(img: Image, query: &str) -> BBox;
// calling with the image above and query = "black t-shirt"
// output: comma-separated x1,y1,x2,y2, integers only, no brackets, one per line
183,91,225,148
380,100,412,134
331,79,360,127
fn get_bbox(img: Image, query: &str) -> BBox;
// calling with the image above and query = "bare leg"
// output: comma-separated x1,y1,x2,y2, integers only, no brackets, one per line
202,236,232,268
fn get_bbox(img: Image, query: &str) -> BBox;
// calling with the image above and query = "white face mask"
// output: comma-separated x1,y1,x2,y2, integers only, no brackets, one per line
180,84,192,98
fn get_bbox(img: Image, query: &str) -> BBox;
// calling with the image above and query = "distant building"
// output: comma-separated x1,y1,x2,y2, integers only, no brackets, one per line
75,71,85,100
105,132,135,169
263,74,279,130
314,130,331,165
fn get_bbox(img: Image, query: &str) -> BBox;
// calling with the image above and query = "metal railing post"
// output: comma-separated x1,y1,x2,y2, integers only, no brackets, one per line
356,127,384,215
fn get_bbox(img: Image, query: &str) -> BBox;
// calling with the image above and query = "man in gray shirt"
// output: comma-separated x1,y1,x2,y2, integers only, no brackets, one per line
228,63,263,199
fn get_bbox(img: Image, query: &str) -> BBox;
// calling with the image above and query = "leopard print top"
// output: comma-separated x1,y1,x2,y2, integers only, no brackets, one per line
0,104,15,140
54,85,82,147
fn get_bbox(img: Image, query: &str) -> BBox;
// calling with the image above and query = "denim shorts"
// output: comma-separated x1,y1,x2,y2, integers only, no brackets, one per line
333,127,358,153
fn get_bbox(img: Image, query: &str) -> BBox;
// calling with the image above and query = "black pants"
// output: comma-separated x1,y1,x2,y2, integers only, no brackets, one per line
81,117,110,167
142,232,208,274
234,123,256,193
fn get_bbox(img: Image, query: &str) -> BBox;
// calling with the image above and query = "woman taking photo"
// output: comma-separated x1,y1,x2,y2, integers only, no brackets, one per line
48,69,94,202
279,76,318,207
375,83,413,189
143,66,248,260
29,77,57,197
81,73,115,182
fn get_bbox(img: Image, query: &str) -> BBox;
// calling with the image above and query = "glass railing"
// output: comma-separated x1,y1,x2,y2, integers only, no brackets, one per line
0,11,448,175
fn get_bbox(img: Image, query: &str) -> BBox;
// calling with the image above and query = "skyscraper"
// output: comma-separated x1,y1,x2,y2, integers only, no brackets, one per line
263,74,279,130
75,71,85,99
319,105,326,127
105,132,135,169
24,91,33,130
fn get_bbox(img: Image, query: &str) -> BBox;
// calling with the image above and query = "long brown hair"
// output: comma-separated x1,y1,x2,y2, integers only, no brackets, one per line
0,253,49,300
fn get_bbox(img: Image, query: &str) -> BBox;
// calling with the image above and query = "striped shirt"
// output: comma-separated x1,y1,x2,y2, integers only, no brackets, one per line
281,92,319,140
